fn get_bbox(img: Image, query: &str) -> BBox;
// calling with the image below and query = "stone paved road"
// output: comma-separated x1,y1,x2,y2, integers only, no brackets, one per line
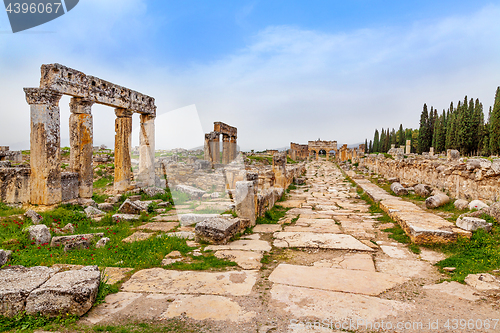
85,161,500,333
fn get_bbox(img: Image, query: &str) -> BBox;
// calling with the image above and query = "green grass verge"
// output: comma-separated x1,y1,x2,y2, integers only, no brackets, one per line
0,203,24,218
256,205,289,224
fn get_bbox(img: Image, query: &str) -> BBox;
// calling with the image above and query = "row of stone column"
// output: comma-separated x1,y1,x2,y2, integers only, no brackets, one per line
25,88,156,206
204,132,237,165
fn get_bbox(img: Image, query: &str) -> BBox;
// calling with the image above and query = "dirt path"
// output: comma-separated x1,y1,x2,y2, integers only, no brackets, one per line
84,161,500,333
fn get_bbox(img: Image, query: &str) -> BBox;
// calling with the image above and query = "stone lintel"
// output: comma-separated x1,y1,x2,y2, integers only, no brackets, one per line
214,122,237,137
39,63,156,115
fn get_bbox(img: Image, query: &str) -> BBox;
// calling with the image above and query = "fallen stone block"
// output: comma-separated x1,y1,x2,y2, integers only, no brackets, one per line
84,206,105,218
464,273,500,291
179,213,220,227
95,237,110,248
195,217,241,244
142,186,165,198
51,233,104,247
454,199,469,210
387,177,400,183
119,199,150,214
97,203,114,212
175,185,206,199
25,209,43,225
469,199,488,211
0,249,11,266
0,266,59,317
425,192,450,209
390,182,408,196
28,225,51,245
64,240,90,252
414,184,431,197
467,201,500,222
112,214,140,222
456,216,492,232
25,266,100,317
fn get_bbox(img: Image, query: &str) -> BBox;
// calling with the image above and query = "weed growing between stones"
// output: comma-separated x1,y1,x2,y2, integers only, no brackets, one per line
382,225,411,244
0,202,24,218
0,312,78,333
256,205,289,224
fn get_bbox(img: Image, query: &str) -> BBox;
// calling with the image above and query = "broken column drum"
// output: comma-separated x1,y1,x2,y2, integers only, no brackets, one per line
24,63,157,205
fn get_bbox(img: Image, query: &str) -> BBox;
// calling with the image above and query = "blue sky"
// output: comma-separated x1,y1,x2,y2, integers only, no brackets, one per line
1,0,500,150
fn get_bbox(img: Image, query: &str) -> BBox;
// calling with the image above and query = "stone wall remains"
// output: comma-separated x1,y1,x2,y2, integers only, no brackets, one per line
360,154,500,202
0,167,30,203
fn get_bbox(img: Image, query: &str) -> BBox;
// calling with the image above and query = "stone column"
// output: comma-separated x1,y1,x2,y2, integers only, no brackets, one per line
210,132,220,165
222,134,230,164
204,133,211,161
24,88,63,205
429,147,434,156
69,98,94,198
326,152,330,161
406,140,411,154
114,108,133,192
230,135,237,162
138,113,156,187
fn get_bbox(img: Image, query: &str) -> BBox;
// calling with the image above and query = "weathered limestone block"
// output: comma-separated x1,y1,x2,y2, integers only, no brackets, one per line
467,201,500,222
195,217,241,244
234,181,256,226
28,225,51,245
390,182,408,196
98,203,114,212
469,200,488,211
25,88,63,205
464,273,500,291
454,199,469,210
0,266,59,317
425,191,450,209
447,149,460,161
0,167,30,204
25,266,100,317
414,184,431,197
25,209,43,224
179,213,221,227
84,206,105,218
112,214,140,222
456,216,492,232
142,186,164,198
118,199,151,214
61,172,79,201
50,233,104,247
175,184,206,199
95,237,110,248
0,249,11,266
64,240,90,252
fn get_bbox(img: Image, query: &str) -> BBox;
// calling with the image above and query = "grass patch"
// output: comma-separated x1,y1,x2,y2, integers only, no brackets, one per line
256,205,289,224
382,225,411,244
164,253,238,271
432,214,500,282
408,243,421,254
0,312,78,333
92,193,109,204
0,203,24,218
247,155,273,164
286,183,297,193
93,175,113,189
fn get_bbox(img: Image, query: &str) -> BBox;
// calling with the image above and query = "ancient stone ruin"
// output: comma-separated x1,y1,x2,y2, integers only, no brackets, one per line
1,64,157,206
204,122,238,166
288,140,365,162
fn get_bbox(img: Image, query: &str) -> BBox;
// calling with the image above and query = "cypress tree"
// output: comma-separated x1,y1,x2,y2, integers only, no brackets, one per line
369,140,373,153
417,104,429,153
472,99,484,154
384,128,391,152
373,129,380,153
489,87,500,155
397,124,404,146
364,138,368,153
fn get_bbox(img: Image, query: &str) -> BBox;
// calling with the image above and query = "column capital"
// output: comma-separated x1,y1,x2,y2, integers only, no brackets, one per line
69,97,95,114
115,108,133,118
140,113,156,121
222,134,230,142
230,135,237,142
24,88,62,105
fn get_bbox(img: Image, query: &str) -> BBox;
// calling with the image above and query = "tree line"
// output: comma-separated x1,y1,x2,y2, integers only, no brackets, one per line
365,87,500,156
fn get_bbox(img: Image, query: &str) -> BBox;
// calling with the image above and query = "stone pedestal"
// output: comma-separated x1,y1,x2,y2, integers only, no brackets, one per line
69,98,94,198
114,109,133,192
222,134,230,164
234,181,256,226
25,88,63,205
138,114,156,186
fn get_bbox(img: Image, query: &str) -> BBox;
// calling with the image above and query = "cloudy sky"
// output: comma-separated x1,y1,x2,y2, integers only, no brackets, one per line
1,0,499,151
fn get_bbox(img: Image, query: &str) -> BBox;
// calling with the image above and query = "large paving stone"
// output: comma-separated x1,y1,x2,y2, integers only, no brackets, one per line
214,250,263,270
121,268,258,296
25,266,100,317
103,267,133,285
271,284,413,323
179,213,221,227
379,245,409,259
195,217,242,244
136,222,177,232
0,266,59,317
273,232,374,251
313,253,375,272
269,264,408,296
375,258,433,278
160,295,255,322
205,239,272,252
423,282,480,301
253,224,282,233
122,232,153,243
